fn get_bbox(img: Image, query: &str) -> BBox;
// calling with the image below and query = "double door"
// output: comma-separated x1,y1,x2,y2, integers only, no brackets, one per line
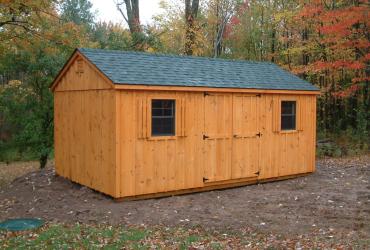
203,93,261,183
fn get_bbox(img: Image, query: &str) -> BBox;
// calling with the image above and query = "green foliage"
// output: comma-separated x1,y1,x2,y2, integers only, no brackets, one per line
0,75,53,167
60,0,96,31
317,129,369,158
0,0,89,167
0,0,368,167
0,143,38,162
91,22,132,50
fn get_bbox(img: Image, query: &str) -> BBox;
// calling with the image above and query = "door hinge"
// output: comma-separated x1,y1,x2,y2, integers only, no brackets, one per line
203,134,209,140
204,92,210,97
256,132,262,137
256,93,262,97
254,171,260,176
203,177,209,182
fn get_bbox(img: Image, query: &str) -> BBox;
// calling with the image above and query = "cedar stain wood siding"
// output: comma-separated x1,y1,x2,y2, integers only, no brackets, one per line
53,53,317,199
54,54,117,196
117,91,316,197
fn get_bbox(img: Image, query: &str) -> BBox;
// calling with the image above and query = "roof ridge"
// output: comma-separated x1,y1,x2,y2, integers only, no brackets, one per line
78,48,275,65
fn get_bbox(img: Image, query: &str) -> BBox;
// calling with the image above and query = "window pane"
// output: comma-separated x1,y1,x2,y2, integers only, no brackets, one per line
162,100,174,109
152,118,175,135
281,101,295,115
281,116,295,130
151,100,175,136
281,101,296,130
152,100,163,109
152,108,163,116
162,108,173,116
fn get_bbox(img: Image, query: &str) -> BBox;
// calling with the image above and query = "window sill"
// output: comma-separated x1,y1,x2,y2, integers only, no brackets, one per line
147,136,177,141
280,130,299,134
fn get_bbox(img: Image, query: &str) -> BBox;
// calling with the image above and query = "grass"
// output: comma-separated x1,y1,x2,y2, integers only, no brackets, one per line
1,225,147,250
0,224,228,250
1,224,369,249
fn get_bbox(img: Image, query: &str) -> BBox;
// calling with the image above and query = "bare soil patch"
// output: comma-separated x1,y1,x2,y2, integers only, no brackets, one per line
0,156,369,239
0,161,53,189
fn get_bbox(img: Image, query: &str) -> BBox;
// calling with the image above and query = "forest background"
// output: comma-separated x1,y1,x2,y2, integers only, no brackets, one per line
0,0,368,168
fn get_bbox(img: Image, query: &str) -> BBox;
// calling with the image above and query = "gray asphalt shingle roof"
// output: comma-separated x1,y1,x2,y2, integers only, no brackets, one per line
78,48,318,91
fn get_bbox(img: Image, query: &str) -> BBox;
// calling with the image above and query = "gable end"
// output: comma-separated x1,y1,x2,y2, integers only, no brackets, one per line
51,50,114,92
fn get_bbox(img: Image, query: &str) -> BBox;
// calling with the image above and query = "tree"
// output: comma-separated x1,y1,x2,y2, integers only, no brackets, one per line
184,0,200,55
278,0,369,135
152,0,207,56
91,22,132,50
0,0,88,168
208,0,240,57
115,0,144,50
59,0,96,31
0,0,58,42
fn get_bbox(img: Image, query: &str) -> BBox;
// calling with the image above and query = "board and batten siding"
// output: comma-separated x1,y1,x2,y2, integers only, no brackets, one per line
115,90,316,198
54,55,118,197
53,53,317,199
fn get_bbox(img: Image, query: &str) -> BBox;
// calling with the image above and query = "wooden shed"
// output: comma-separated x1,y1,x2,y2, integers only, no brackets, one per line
51,48,320,199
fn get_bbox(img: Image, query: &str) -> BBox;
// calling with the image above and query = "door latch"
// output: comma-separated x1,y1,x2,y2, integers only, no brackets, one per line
256,132,262,137
254,171,260,176
203,134,209,140
203,177,209,182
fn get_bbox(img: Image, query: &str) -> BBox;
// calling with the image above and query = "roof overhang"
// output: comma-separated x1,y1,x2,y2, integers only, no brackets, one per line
113,83,321,95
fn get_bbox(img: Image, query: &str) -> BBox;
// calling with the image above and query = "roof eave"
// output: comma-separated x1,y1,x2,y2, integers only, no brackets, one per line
113,83,321,95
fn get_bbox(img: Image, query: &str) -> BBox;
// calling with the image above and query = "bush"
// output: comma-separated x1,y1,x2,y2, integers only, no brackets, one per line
317,129,369,158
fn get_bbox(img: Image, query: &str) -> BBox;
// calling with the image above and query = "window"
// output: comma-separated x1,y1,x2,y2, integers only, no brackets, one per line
281,101,296,130
152,99,175,136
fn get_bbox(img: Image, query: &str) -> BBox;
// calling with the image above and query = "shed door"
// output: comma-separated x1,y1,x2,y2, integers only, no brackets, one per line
232,94,261,179
203,93,233,183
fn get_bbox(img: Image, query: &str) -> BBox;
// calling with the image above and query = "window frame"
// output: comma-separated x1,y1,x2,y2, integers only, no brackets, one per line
280,100,297,131
150,98,177,139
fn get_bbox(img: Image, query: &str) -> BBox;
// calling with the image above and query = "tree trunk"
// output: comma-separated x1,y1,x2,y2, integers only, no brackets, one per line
116,0,143,50
271,28,276,62
39,153,48,169
185,0,200,55
301,27,309,79
124,0,141,34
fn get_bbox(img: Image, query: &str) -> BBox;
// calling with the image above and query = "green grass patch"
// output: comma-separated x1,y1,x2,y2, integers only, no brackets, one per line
0,224,151,250
0,223,368,249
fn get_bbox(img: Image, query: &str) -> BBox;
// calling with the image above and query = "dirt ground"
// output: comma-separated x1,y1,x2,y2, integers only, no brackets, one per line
0,161,48,188
0,156,369,239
